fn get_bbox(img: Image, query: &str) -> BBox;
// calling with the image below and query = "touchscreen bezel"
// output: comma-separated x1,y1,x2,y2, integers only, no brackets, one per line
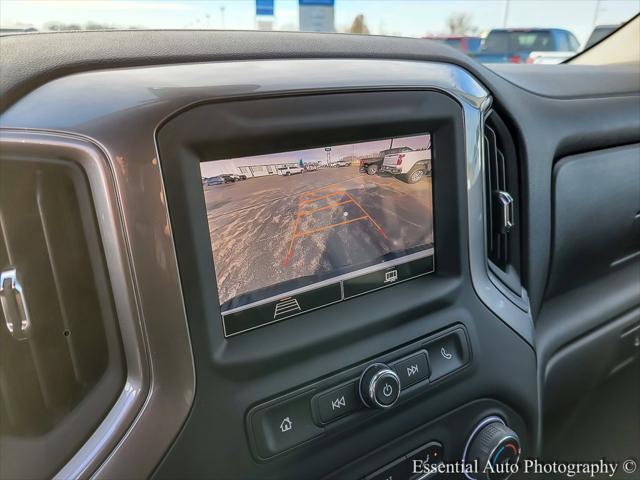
157,89,463,343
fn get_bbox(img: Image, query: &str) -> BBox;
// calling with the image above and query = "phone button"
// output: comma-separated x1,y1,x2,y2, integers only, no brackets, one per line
425,329,469,381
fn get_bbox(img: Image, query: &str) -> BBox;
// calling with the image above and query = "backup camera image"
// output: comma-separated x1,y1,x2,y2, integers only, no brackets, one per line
201,134,434,334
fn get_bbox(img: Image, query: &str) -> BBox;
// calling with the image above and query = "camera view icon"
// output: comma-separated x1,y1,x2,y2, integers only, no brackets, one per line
384,270,398,283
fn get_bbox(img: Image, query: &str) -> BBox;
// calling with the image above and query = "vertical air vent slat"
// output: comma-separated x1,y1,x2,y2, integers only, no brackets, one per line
37,171,83,382
483,111,522,297
483,136,493,253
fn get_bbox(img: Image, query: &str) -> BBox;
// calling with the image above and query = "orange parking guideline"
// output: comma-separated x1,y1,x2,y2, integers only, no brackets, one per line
283,209,302,266
298,199,354,216
295,216,368,237
345,192,389,240
283,183,389,266
299,191,344,205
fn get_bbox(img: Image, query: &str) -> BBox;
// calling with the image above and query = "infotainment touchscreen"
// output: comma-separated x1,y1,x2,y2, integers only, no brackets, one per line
200,134,434,336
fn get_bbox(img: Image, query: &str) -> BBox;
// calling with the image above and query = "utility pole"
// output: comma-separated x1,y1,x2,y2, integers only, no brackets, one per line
220,6,226,29
503,0,510,28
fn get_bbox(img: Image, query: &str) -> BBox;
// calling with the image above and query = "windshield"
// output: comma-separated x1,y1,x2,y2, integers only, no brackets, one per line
1,0,637,64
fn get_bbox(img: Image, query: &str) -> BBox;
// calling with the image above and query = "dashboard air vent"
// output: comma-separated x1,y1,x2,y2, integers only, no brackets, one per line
0,156,125,479
483,111,523,296
484,124,512,268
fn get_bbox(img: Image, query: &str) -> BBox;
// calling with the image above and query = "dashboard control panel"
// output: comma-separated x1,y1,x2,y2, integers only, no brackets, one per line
246,326,471,460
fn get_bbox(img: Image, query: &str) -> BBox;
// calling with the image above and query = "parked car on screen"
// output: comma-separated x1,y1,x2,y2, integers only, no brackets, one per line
305,163,318,171
219,174,237,183
360,146,412,175
359,157,382,175
423,35,482,54
204,176,225,186
471,28,579,63
277,165,304,176
231,173,247,181
381,148,431,184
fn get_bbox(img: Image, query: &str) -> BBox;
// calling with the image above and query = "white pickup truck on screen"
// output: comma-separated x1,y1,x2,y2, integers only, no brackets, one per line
381,148,432,184
276,165,304,176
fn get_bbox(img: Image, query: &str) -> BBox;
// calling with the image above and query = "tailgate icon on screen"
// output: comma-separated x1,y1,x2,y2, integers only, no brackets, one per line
273,297,302,319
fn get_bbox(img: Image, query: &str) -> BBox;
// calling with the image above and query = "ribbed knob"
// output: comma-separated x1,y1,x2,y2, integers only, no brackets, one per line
359,363,401,409
467,421,520,480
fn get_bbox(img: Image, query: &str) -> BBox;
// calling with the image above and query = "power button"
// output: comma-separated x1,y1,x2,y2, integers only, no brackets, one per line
359,363,401,409
374,376,400,406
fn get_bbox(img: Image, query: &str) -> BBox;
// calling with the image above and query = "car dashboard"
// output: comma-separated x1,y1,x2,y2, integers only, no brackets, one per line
0,31,638,480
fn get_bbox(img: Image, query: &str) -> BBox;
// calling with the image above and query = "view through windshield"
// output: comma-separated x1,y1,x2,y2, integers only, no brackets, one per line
1,1,638,64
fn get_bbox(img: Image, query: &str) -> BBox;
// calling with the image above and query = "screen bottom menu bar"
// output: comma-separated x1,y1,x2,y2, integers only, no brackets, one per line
222,254,434,337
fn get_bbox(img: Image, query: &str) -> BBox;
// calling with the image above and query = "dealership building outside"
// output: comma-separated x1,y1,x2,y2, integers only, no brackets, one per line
201,157,306,179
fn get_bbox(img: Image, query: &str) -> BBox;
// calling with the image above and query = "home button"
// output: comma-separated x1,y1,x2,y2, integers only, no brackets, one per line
250,391,323,459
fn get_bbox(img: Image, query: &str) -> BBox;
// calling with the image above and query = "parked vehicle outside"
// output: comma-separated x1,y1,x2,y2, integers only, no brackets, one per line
423,35,482,54
471,28,579,63
304,163,318,172
584,24,620,49
381,148,432,184
276,165,304,176
528,24,621,64
527,50,575,64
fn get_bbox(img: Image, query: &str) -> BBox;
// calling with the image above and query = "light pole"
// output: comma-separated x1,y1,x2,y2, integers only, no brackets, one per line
592,0,601,27
503,0,510,28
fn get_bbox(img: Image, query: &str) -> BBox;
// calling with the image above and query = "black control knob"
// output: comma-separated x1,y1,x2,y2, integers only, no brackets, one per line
359,363,401,409
465,418,521,480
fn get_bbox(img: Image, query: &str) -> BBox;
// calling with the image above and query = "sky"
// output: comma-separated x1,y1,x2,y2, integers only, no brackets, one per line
200,133,430,177
2,0,638,44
